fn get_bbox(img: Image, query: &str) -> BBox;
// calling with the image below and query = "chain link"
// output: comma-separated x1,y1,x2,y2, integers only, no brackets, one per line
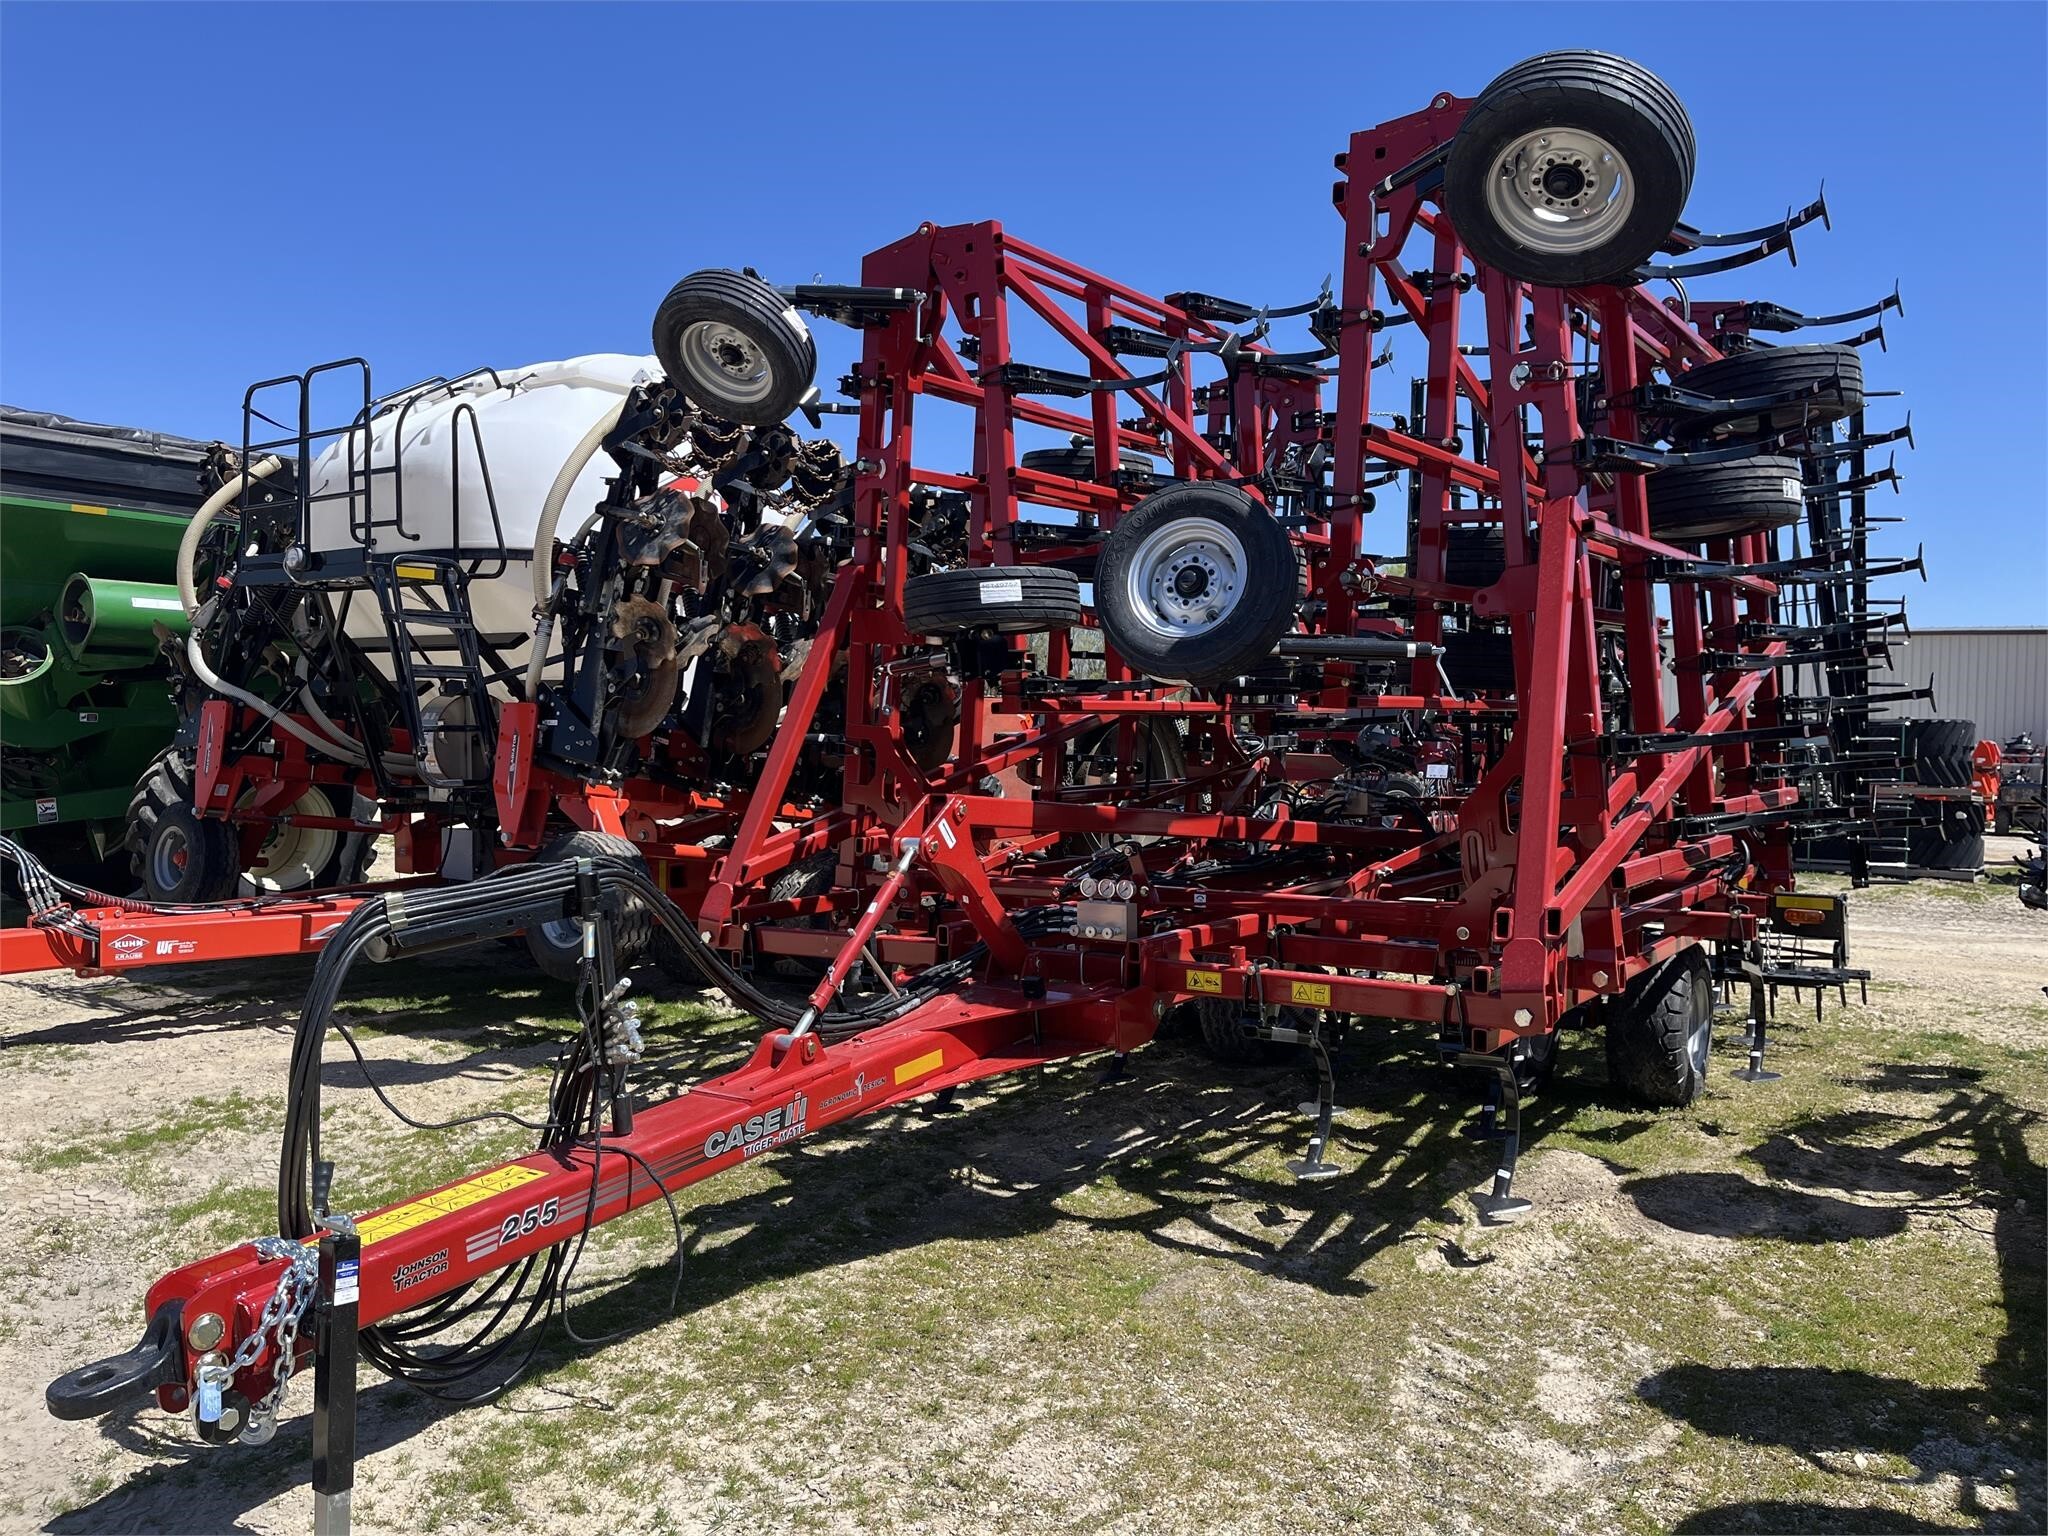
196,1236,321,1445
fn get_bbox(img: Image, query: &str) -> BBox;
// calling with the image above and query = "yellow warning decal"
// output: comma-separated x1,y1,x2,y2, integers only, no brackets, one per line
71,503,109,516
1774,894,1838,910
392,562,439,582
1187,968,1223,994
1290,980,1332,1007
894,1049,945,1086
357,1164,545,1248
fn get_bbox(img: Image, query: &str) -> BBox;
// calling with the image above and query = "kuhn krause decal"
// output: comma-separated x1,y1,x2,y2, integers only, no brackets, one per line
703,1092,809,1160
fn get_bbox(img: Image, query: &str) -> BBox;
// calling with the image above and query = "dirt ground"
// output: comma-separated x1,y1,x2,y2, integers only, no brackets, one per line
1,845,2042,1536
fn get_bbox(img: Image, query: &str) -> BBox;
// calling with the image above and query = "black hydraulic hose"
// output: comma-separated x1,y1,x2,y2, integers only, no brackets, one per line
277,857,1060,1236
265,855,1076,1396
0,835,302,920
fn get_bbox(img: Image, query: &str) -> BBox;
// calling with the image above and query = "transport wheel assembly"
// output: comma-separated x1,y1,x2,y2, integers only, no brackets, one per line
901,565,1083,636
243,785,369,894
1672,343,1865,436
128,749,240,903
1647,454,1807,543
1444,50,1695,286
1019,443,1159,480
1442,525,1507,587
762,852,839,979
1605,949,1713,1108
523,829,653,983
1906,719,1978,788
652,268,817,425
1192,998,1298,1065
1094,482,1303,687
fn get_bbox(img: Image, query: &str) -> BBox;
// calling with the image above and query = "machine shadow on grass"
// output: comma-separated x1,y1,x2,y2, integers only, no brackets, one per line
1638,1061,2046,1534
4,947,563,1057
48,1020,1597,1532
48,1004,2039,1533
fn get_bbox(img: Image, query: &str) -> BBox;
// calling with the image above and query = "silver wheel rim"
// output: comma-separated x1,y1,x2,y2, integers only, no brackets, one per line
1484,127,1636,256
151,823,192,893
247,789,341,893
1688,1014,1712,1079
537,915,582,953
1123,516,1247,641
676,320,776,410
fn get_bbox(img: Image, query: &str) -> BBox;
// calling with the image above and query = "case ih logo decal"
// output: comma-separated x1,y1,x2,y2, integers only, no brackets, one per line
704,1093,808,1160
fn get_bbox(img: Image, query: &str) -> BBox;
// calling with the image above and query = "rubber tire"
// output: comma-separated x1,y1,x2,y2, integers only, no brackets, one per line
1067,717,1189,848
1932,833,1986,873
1020,445,1159,480
652,269,817,426
901,566,1082,636
651,835,728,985
1671,344,1865,437
1443,526,1506,588
1192,998,1291,1065
129,749,241,903
524,830,653,985
1605,948,1712,1108
1906,719,1976,788
1647,454,1806,543
1995,805,2013,836
1437,629,1517,694
1444,51,1695,287
763,853,838,980
1095,482,1304,687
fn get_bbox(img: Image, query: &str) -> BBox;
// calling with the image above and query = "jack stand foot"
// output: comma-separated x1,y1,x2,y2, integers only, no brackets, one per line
1097,1052,1131,1086
314,1491,353,1536
919,1084,960,1115
311,1223,359,1536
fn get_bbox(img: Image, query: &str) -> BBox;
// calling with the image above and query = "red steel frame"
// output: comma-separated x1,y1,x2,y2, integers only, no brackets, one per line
72,86,1830,1431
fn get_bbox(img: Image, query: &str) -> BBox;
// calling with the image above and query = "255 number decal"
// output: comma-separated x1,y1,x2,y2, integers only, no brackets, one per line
498,1197,560,1245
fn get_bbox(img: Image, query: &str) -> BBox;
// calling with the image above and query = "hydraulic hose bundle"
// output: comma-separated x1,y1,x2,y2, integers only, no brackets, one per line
270,852,1067,1398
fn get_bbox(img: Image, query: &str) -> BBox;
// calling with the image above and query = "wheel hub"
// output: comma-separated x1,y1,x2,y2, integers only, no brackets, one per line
680,321,773,408
1124,515,1247,641
1485,127,1636,255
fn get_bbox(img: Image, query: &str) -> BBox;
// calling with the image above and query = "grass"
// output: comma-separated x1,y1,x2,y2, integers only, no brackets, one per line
12,941,2044,1534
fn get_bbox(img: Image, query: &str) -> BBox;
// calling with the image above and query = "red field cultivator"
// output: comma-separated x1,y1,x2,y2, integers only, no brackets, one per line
41,51,1921,1527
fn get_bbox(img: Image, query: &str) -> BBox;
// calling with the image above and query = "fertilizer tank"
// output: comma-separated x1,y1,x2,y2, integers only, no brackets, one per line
302,353,664,685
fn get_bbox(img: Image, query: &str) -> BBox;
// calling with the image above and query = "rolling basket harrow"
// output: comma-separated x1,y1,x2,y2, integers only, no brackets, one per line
34,52,1928,1527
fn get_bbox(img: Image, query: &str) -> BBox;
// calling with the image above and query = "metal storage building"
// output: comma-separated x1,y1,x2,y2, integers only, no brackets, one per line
1868,627,2048,744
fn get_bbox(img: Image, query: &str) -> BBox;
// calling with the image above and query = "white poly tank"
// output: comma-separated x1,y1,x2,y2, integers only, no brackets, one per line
305,354,665,682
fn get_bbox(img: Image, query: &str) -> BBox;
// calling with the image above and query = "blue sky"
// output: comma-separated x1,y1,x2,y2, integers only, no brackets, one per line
3,2,2041,625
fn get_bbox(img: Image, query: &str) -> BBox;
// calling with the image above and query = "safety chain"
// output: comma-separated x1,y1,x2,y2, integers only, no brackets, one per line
194,1236,322,1445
